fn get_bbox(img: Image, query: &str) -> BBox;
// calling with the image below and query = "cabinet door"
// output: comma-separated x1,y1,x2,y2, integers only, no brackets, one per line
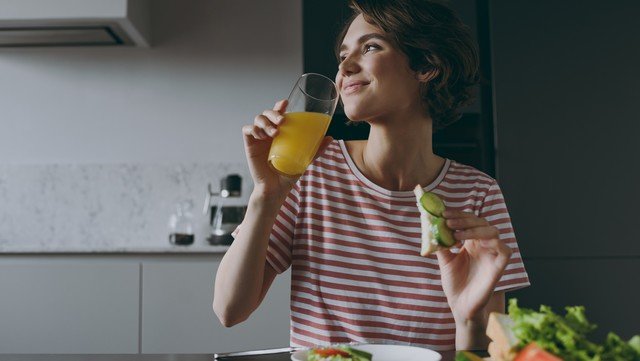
511,258,640,340
491,0,640,258
141,260,291,353
0,263,140,353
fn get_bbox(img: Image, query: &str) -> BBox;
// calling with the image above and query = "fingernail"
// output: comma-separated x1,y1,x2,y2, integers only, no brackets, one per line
277,116,284,123
269,128,277,136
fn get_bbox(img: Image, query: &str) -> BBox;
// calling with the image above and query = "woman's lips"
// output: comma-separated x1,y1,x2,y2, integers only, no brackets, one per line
342,82,369,95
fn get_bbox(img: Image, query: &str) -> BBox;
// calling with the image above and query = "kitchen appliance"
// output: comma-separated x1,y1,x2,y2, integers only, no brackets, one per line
203,174,246,245
0,0,151,47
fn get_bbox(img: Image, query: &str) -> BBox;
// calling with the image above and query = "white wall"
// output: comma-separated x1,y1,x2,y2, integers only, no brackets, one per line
0,0,302,250
0,0,302,165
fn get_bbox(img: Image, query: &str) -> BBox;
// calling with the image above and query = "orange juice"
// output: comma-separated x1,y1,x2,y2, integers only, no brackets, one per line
268,111,331,177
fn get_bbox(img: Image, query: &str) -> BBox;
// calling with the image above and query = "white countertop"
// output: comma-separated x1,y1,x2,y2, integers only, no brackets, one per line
0,244,230,254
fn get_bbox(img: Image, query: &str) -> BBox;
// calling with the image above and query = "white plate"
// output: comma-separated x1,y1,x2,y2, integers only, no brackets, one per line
291,344,442,361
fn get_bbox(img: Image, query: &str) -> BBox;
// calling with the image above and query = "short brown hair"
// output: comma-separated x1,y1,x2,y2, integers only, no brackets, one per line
335,0,480,129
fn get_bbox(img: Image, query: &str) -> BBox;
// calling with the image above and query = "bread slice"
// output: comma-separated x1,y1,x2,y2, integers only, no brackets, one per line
486,312,519,361
488,341,509,361
414,185,442,256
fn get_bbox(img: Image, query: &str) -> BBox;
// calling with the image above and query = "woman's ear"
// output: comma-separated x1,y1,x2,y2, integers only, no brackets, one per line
417,69,439,83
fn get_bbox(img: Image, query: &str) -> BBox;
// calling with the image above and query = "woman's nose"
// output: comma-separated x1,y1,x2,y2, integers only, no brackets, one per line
338,53,360,76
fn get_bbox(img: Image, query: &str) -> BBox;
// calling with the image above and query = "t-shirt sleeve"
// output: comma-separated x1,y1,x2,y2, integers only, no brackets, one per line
479,181,531,292
265,184,300,273
231,183,300,274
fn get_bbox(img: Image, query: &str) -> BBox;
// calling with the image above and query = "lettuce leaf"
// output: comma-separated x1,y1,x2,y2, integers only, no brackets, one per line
508,299,640,361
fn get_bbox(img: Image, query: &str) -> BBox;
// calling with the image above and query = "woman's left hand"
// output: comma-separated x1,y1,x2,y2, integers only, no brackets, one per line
436,210,512,323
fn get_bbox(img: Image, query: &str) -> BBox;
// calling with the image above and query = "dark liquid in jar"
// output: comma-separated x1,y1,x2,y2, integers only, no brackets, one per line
170,233,194,245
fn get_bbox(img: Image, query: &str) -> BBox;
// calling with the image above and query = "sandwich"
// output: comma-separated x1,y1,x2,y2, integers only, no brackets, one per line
485,311,537,361
414,185,456,256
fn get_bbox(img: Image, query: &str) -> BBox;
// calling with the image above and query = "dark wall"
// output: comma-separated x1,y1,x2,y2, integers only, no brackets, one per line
491,0,640,339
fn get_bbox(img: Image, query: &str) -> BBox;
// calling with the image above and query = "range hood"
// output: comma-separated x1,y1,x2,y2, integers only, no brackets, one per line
0,0,150,47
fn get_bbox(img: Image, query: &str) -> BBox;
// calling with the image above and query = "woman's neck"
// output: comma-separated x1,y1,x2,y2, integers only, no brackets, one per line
350,115,445,192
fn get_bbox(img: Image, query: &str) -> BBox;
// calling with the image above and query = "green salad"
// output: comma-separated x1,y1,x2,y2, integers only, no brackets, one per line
307,345,372,361
508,299,640,360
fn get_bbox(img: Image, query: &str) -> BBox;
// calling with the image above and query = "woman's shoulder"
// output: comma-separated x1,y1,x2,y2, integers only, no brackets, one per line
445,160,497,187
306,139,351,171
316,139,366,159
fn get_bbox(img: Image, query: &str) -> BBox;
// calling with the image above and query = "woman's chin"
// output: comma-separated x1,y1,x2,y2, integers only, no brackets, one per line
343,106,371,122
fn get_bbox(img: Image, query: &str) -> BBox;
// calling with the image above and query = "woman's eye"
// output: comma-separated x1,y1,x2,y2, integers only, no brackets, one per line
364,44,380,53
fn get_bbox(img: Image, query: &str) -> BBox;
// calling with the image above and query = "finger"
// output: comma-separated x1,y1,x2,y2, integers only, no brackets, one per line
313,136,334,160
242,125,253,137
435,246,456,266
248,125,269,140
273,99,288,113
243,124,261,141
262,110,285,125
254,115,278,137
242,125,256,146
476,238,502,250
446,216,488,230
476,238,513,265
498,241,513,263
442,210,476,219
454,226,500,242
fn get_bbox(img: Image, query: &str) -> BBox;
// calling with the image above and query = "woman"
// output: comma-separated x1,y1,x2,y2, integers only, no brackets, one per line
213,0,529,351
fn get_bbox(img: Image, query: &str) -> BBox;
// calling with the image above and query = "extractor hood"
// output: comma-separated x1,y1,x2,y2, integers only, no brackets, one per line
0,0,150,47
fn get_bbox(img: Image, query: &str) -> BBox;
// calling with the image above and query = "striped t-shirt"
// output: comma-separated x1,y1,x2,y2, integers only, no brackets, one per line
264,139,529,351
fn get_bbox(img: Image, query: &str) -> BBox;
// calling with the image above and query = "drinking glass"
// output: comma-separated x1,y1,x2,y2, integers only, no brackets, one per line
267,73,339,177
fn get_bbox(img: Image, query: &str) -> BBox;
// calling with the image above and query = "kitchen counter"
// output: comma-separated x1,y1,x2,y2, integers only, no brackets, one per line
0,356,219,361
0,352,461,361
0,244,230,254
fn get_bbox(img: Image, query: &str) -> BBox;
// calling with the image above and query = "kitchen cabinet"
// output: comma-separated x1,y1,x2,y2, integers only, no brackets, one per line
511,258,640,341
0,262,140,353
490,0,640,258
0,254,292,354
490,0,640,338
141,260,291,353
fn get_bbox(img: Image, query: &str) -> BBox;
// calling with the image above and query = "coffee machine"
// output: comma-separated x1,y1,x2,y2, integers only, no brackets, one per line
203,174,246,245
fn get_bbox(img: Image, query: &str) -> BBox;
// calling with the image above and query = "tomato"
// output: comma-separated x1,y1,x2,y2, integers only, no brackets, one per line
312,348,351,358
514,343,563,361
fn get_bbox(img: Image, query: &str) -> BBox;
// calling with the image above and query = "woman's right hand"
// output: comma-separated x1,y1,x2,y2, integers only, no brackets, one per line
242,99,333,199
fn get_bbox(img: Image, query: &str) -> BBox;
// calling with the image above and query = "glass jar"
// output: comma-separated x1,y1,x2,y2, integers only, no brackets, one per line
168,200,195,246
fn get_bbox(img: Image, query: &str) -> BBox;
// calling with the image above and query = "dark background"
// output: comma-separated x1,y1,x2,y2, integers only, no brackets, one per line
303,0,640,341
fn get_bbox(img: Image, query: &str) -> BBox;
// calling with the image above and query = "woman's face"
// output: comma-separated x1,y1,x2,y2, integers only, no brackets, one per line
336,14,424,123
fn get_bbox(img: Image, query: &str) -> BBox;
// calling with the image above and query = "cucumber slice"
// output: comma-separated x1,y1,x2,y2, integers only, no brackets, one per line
455,351,484,361
431,216,456,247
419,192,446,217
341,346,372,361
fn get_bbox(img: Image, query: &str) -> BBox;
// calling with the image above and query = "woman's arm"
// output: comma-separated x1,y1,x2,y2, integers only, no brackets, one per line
212,100,297,327
454,291,505,350
212,191,285,327
213,99,333,327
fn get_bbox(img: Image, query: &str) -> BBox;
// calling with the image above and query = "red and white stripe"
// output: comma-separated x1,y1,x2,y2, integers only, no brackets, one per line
265,140,530,351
